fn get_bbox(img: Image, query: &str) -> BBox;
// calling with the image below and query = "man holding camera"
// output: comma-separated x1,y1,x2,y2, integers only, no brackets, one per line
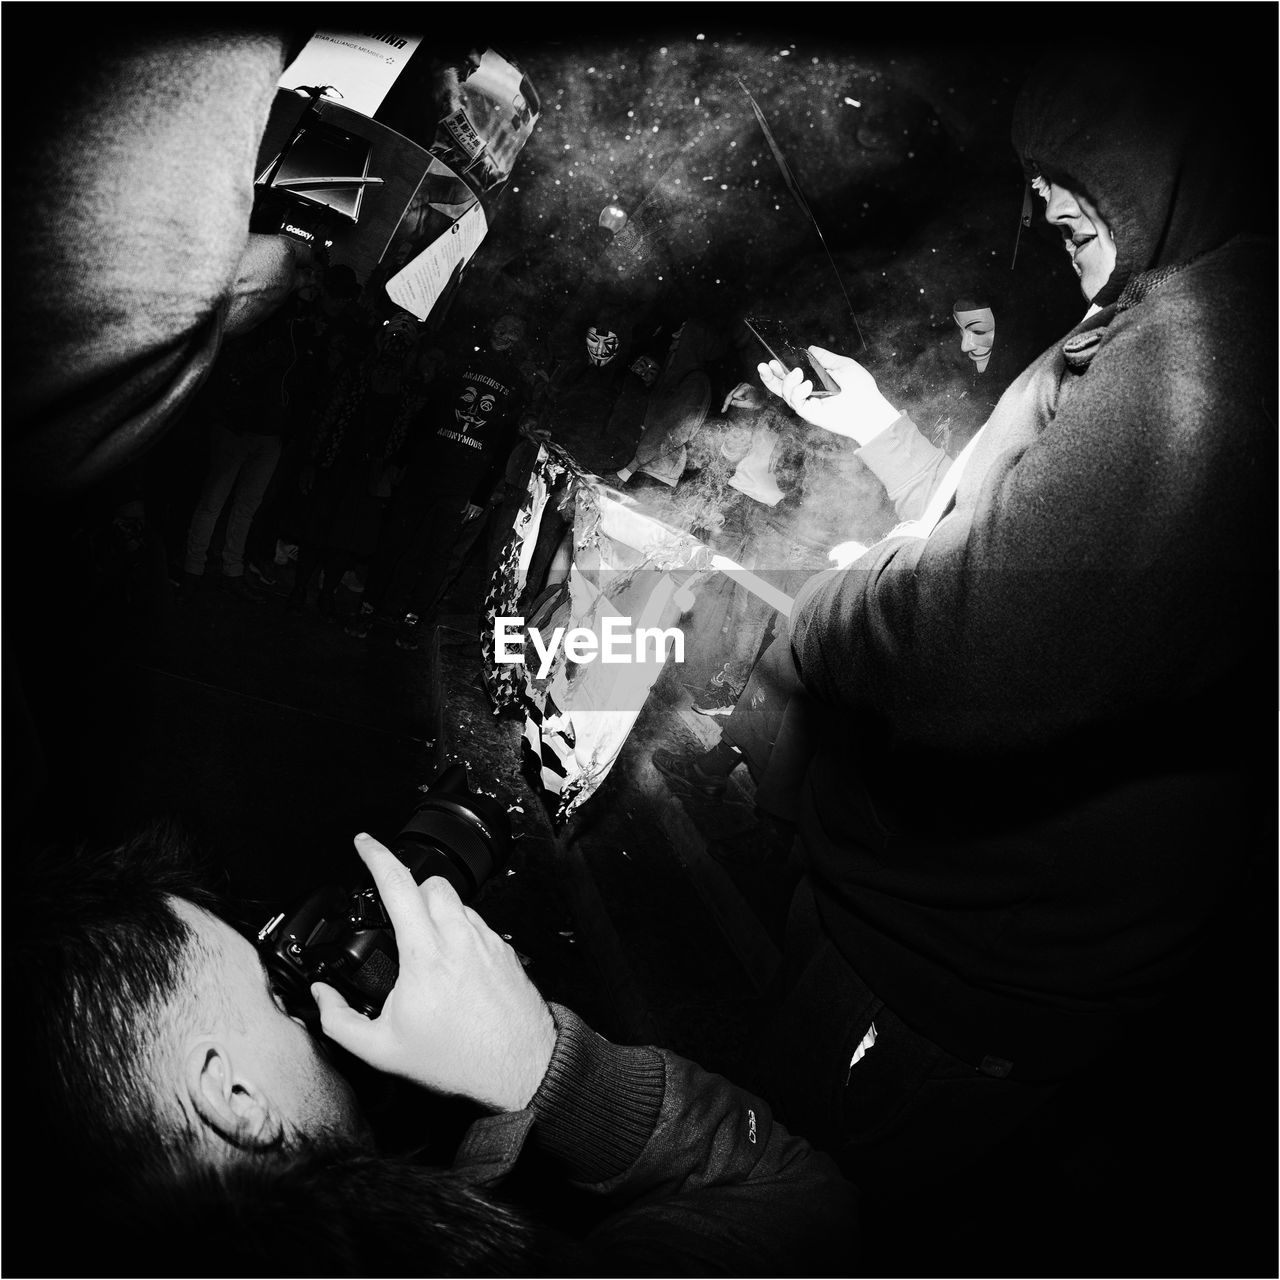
11,825,856,1276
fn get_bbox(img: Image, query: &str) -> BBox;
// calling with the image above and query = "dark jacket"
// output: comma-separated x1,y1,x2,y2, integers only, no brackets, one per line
453,1004,858,1275
785,57,1276,1081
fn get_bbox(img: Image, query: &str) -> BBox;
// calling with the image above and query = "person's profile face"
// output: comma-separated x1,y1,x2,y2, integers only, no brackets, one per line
953,306,996,372
178,902,371,1148
1034,176,1118,302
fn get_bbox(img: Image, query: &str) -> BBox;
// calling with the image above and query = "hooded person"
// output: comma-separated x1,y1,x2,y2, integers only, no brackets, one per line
616,316,758,487
350,311,531,650
745,51,1275,1200
935,286,1043,454
541,303,642,475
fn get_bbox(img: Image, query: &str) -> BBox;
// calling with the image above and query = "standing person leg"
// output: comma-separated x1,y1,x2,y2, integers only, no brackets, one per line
394,496,472,651
352,503,440,640
217,433,281,602
222,433,282,580
359,502,412,609
318,549,358,617
182,422,248,587
244,435,303,585
429,502,491,615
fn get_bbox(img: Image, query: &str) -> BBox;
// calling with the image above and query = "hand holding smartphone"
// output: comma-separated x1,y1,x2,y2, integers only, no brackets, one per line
744,317,841,397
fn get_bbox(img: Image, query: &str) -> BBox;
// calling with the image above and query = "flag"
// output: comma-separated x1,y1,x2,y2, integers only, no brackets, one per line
484,444,710,823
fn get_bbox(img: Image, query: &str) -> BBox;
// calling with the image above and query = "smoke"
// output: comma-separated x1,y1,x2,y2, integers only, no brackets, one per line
446,30,1085,591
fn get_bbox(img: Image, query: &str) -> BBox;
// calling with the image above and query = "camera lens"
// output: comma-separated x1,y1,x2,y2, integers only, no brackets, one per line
391,763,511,900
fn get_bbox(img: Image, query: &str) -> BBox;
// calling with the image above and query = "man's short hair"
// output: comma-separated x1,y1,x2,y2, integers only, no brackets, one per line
11,821,231,1184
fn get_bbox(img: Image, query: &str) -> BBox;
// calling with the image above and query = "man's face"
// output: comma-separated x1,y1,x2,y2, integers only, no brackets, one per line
1034,177,1117,302
953,306,995,371
175,901,369,1148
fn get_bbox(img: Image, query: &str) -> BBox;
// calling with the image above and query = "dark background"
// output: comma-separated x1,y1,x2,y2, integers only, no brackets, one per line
6,6,1277,1277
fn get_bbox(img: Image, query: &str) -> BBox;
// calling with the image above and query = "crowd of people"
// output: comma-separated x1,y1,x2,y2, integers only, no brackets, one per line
7,21,1274,1280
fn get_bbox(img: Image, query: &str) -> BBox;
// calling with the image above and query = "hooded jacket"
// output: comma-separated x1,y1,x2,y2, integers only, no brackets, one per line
785,55,1276,1080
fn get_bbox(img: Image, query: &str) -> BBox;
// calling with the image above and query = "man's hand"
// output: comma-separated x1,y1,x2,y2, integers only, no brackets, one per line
462,502,485,522
721,380,765,413
312,833,557,1112
757,346,900,446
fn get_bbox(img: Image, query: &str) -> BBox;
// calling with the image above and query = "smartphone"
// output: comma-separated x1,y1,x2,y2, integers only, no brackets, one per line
744,317,840,397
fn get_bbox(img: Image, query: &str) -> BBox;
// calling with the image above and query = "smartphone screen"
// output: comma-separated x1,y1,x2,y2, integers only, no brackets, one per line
744,317,839,397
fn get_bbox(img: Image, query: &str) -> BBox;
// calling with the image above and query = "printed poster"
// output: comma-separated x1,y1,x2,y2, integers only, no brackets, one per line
279,31,425,119
384,196,489,321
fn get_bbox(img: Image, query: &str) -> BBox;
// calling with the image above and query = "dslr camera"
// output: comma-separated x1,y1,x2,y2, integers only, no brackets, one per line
257,763,511,1024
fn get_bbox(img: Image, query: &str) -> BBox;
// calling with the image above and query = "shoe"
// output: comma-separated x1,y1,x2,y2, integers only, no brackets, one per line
394,613,422,652
689,663,744,717
344,602,375,638
248,561,278,587
652,746,728,798
220,574,265,603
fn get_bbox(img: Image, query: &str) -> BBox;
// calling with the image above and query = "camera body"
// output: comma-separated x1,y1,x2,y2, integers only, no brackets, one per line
258,763,511,1023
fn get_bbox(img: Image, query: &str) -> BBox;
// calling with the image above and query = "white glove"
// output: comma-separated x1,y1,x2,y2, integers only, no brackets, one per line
758,346,900,446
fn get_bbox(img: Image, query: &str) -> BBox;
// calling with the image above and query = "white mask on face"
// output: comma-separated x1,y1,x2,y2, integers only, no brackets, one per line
953,306,995,373
586,327,620,367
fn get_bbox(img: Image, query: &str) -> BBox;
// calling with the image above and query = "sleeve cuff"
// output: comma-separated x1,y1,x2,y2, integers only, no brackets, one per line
854,413,947,500
527,1003,666,1184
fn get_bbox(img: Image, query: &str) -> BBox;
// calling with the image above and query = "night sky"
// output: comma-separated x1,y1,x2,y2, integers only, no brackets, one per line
446,23,1085,373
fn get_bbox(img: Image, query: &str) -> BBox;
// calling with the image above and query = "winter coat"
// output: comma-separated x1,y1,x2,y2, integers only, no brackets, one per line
452,1004,858,1274
784,55,1276,1081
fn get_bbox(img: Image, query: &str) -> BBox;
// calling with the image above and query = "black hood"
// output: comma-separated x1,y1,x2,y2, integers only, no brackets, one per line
1011,54,1256,308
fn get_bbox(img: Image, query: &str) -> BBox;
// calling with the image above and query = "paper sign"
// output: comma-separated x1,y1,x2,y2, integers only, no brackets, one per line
280,31,424,119
385,199,489,321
